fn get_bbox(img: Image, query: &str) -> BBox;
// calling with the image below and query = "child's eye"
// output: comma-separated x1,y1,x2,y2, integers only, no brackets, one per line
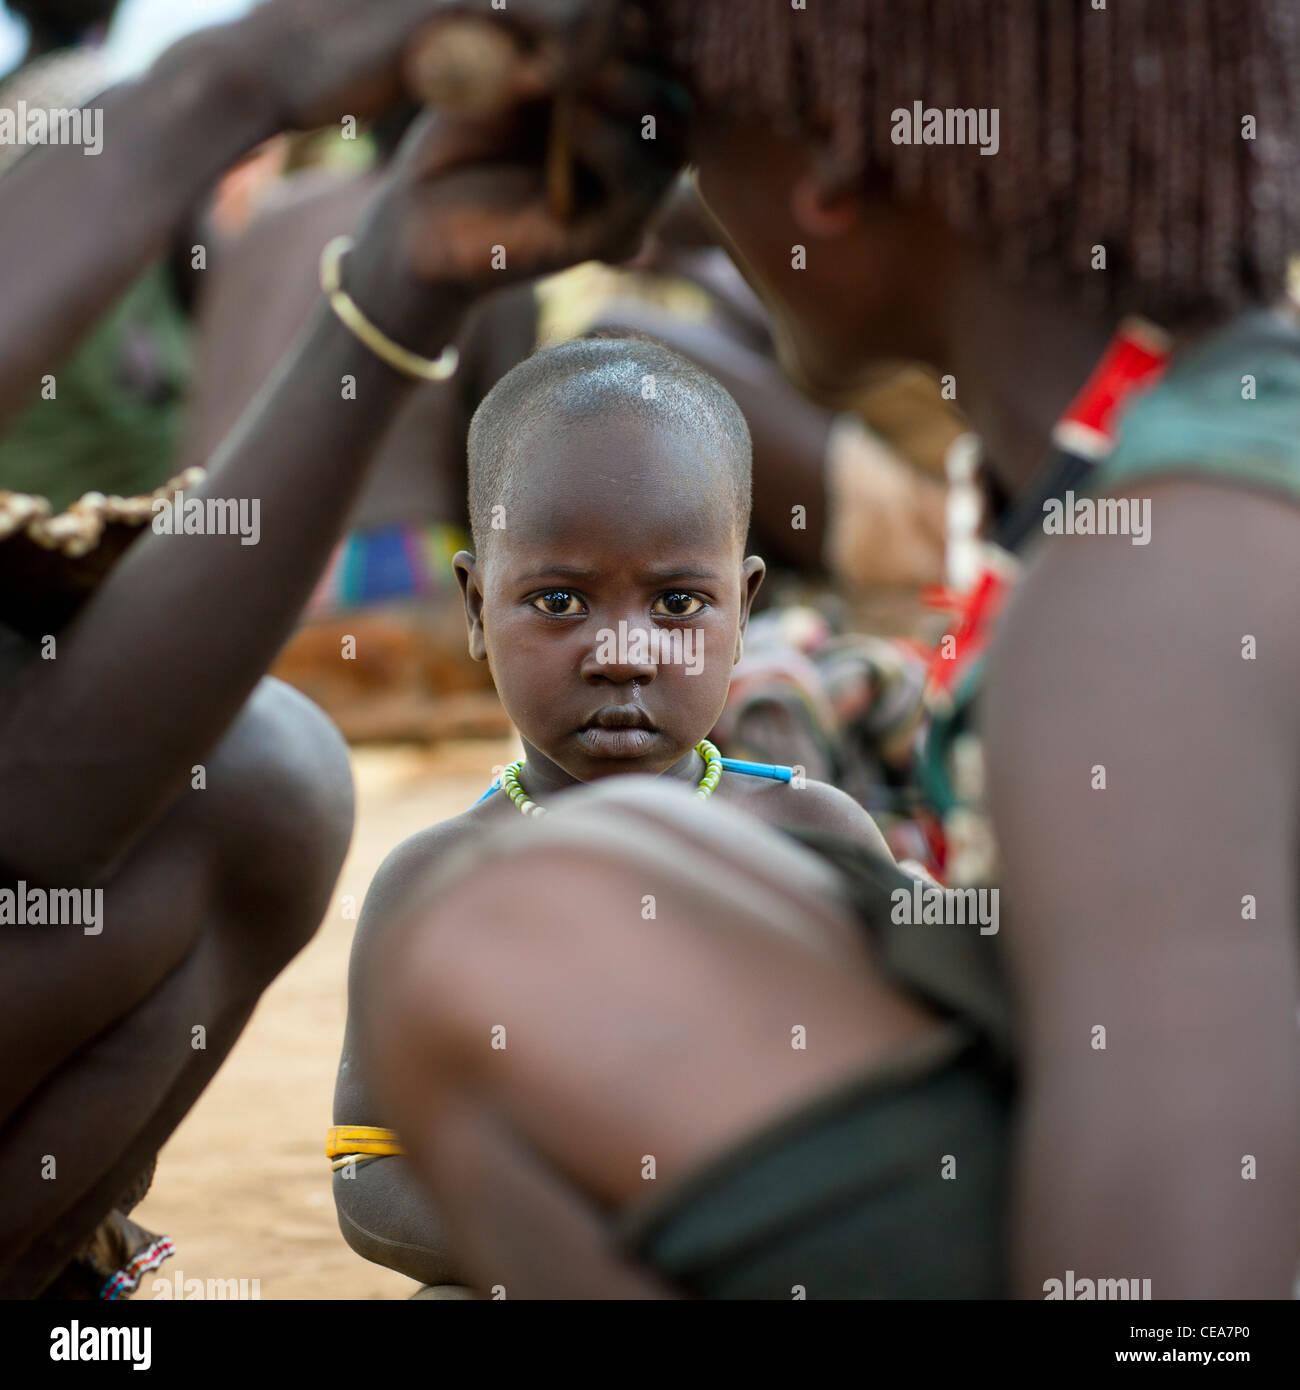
652,592,705,618
531,590,585,616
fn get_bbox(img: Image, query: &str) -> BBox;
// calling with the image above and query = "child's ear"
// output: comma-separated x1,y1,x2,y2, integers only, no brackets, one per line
734,556,766,663
453,551,488,662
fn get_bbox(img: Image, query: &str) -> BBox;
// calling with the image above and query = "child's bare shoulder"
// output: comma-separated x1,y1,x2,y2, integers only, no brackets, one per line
334,796,512,1154
724,773,894,860
354,797,510,945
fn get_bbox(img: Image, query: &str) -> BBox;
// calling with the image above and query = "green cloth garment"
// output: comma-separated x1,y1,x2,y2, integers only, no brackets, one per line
0,262,192,513
1095,307,1300,504
618,829,1014,1299
620,1021,1010,1299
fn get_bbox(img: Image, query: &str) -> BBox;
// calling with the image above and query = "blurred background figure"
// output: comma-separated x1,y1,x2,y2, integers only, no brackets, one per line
0,0,261,558
0,0,192,513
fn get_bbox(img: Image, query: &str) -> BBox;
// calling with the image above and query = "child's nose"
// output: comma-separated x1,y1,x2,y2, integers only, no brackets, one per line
579,621,659,684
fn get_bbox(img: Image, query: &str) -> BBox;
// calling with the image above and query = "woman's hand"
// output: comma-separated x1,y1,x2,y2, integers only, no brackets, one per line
345,60,688,348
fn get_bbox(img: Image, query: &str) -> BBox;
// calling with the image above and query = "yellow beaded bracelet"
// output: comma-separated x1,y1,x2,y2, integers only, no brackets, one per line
319,235,460,383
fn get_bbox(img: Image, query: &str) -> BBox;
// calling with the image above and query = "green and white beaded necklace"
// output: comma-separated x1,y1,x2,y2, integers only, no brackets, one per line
499,739,724,817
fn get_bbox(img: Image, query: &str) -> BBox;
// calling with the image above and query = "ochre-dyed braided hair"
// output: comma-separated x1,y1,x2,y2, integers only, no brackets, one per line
658,0,1300,322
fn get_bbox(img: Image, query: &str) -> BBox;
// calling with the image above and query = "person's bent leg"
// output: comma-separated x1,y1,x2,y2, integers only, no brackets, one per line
0,678,353,1296
364,781,1004,1297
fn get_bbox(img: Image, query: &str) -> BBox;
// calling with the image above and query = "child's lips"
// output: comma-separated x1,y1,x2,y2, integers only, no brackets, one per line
585,705,657,732
575,724,659,758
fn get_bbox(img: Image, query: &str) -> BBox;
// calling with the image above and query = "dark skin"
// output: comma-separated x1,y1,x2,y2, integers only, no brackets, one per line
1,3,677,877
363,25,1297,1297
0,0,678,1293
182,168,538,535
364,821,935,1298
184,157,852,575
465,413,765,787
0,0,633,431
334,405,897,1285
187,175,837,568
690,113,1299,1296
580,304,839,572
595,182,845,570
983,482,1300,1297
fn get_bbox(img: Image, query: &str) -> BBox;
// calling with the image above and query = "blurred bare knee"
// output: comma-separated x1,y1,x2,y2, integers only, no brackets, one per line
201,677,354,974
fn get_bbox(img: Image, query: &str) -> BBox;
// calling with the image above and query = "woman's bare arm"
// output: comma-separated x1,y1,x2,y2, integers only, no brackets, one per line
0,3,678,886
984,478,1300,1297
0,33,274,428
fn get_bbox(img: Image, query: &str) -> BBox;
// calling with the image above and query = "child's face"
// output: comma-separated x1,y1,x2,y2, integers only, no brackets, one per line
457,411,764,784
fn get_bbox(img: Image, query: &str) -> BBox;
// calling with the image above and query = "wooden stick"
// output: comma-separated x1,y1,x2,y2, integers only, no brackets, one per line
546,91,576,222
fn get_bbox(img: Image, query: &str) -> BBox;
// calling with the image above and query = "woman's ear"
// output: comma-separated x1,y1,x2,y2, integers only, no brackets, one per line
735,555,767,662
453,550,488,662
790,162,862,239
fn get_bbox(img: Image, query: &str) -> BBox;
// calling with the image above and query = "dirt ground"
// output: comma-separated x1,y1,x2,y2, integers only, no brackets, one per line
133,738,517,1301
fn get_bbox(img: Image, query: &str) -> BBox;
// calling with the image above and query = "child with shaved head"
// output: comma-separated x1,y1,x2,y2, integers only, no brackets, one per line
330,336,902,1287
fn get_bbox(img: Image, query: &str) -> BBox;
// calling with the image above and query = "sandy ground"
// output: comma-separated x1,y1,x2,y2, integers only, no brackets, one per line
133,738,517,1301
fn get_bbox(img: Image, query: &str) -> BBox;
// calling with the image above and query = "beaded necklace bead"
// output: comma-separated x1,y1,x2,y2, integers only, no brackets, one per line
499,739,723,817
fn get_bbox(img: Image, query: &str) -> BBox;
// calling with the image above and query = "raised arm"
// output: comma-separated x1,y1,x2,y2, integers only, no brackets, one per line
0,0,521,428
0,4,681,886
983,478,1300,1298
0,35,266,427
